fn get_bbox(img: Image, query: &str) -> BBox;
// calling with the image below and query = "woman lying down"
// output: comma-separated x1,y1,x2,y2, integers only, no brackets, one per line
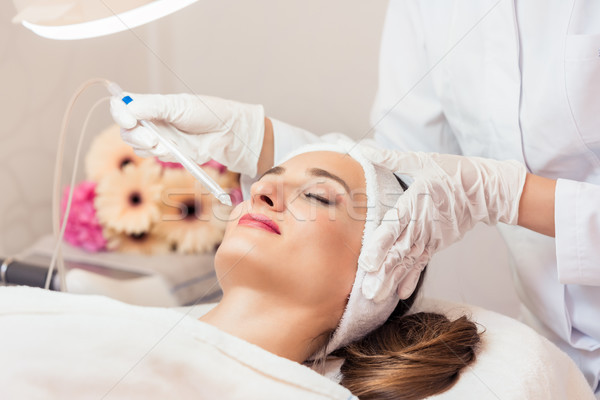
0,142,593,399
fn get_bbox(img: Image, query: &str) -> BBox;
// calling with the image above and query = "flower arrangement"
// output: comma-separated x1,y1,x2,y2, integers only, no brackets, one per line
61,124,242,255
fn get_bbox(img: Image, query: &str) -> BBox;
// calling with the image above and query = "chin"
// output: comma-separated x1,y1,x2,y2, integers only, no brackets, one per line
216,232,296,300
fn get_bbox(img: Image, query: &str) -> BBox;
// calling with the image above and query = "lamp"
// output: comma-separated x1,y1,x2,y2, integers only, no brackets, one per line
12,0,198,40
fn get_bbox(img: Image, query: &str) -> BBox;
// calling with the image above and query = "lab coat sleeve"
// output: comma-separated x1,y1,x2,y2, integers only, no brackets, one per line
371,0,460,154
239,118,356,199
555,178,600,286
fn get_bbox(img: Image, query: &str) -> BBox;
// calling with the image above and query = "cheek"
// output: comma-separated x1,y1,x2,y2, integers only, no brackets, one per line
213,202,253,283
312,221,358,263
287,215,362,301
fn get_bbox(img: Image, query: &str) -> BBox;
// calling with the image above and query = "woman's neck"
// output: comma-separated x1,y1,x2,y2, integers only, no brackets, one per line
199,288,329,363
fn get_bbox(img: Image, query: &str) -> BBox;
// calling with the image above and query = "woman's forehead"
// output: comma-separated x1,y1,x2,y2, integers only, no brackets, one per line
282,151,366,191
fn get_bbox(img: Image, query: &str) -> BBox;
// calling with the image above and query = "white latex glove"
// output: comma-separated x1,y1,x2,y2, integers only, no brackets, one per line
359,149,527,302
110,93,265,177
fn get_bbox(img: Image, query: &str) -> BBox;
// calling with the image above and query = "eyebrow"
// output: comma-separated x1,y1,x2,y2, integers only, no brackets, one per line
259,165,351,194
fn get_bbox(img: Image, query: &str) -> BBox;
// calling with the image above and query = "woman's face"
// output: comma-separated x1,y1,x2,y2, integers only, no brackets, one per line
215,151,367,329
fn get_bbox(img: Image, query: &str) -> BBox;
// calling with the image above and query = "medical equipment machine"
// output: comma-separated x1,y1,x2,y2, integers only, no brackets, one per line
1,257,58,290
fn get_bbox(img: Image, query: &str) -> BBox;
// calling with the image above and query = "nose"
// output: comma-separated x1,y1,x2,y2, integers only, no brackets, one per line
250,179,285,212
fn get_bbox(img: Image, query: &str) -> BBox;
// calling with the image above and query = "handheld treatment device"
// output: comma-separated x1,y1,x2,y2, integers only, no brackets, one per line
106,82,233,207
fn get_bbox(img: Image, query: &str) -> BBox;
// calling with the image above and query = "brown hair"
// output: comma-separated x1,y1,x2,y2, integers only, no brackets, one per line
333,271,481,400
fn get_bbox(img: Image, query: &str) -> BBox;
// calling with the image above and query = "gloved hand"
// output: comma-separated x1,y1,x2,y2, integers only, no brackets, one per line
110,93,265,177
358,148,527,302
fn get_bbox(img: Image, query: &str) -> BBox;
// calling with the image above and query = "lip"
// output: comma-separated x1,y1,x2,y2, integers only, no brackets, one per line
238,213,281,235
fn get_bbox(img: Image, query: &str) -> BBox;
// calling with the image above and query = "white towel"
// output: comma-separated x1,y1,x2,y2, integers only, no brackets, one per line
0,287,356,400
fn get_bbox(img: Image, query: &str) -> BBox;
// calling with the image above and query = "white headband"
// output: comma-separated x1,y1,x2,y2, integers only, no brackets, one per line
279,139,412,355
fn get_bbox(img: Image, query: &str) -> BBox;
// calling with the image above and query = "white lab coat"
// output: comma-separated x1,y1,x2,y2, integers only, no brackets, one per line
248,0,600,393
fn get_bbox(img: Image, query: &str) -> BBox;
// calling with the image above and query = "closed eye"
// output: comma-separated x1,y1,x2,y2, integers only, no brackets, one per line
304,193,332,205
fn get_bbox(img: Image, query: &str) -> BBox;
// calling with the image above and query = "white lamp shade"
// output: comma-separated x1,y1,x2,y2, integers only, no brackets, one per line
12,0,198,40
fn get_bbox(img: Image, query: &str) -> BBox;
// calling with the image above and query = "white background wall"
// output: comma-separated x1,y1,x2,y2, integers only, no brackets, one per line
1,0,521,317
